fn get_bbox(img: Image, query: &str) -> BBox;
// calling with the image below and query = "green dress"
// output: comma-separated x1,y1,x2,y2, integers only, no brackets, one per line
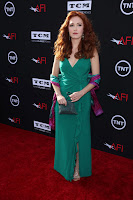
54,57,92,182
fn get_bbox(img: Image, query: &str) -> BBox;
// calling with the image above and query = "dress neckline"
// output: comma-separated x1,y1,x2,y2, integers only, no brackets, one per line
66,58,81,68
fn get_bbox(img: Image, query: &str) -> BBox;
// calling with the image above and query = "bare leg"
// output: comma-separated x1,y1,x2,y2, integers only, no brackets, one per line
73,143,80,181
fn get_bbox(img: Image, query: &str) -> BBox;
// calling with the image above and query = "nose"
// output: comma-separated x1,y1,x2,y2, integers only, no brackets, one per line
74,25,77,30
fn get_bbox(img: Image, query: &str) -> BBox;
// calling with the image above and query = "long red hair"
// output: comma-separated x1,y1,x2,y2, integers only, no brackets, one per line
53,11,101,61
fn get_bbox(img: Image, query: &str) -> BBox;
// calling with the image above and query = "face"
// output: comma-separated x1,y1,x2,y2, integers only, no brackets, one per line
68,16,84,39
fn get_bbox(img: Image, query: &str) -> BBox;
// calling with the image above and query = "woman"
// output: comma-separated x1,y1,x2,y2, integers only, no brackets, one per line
49,11,103,182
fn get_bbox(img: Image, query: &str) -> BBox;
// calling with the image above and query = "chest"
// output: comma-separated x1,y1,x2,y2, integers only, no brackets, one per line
67,54,79,68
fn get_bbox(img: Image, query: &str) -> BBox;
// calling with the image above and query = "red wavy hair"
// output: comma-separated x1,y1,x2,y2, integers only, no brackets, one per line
53,11,101,61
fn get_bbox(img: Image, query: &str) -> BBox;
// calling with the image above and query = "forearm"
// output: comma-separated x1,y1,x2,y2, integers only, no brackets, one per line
52,84,62,96
80,83,95,96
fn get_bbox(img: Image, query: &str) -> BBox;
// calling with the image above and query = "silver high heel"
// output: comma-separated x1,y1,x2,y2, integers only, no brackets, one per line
73,167,80,181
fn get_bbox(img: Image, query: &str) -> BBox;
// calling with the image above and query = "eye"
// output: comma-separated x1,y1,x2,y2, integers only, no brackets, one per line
70,24,82,27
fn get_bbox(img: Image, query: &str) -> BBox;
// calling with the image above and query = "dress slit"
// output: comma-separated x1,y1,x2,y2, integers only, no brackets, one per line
69,103,82,182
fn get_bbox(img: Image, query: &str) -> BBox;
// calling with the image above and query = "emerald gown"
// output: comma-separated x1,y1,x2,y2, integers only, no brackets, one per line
54,57,92,182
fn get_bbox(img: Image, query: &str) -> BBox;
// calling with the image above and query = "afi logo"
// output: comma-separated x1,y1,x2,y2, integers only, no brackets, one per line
119,36,133,45
13,117,20,124
33,103,47,110
111,36,133,45
38,103,47,110
8,117,20,124
37,57,46,64
114,93,128,102
31,57,46,64
36,4,46,12
30,4,46,12
5,77,18,83
8,33,16,40
110,143,123,152
10,77,18,83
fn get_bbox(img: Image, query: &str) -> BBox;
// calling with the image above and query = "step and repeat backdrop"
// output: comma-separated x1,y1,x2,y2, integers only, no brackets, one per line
0,0,132,159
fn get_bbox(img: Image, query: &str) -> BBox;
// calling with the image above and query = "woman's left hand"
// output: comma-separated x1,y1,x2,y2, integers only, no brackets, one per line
69,91,84,102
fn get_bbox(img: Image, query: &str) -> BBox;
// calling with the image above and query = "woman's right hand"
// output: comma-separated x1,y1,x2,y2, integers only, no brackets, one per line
57,94,67,106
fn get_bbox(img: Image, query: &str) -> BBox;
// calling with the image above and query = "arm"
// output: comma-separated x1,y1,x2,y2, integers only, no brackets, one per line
51,56,62,97
80,48,100,96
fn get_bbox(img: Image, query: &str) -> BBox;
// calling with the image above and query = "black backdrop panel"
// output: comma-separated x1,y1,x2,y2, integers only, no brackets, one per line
0,0,132,159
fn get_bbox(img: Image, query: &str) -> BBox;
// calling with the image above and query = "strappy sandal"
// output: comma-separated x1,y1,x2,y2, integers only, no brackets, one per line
73,168,80,181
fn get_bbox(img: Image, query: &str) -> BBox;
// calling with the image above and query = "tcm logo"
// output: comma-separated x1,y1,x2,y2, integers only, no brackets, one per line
31,31,51,43
33,120,51,133
111,36,133,45
120,0,133,15
107,93,128,102
115,60,131,77
8,51,18,64
104,142,123,152
31,57,46,64
10,95,20,106
67,1,92,14
8,117,20,124
33,102,47,110
32,78,51,90
30,4,46,12
111,115,126,130
5,77,18,84
4,1,15,17
3,33,16,40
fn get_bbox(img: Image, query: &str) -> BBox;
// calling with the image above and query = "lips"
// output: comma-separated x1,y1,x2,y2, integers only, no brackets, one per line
73,33,78,34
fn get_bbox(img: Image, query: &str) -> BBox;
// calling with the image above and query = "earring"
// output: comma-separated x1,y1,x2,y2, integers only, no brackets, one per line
82,33,84,40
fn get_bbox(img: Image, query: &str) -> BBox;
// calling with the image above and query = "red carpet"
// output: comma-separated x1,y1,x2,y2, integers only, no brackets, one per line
0,123,132,200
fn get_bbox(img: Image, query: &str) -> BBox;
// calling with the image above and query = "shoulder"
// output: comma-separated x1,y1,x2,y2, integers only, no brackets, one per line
91,48,99,59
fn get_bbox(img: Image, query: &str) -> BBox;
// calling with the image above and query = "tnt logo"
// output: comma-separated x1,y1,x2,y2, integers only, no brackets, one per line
120,0,133,15
110,143,123,152
8,51,18,64
115,60,131,77
111,115,126,130
10,95,20,106
4,1,15,17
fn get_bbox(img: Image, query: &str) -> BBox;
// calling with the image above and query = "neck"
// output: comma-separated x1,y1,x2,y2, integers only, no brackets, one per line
71,37,81,52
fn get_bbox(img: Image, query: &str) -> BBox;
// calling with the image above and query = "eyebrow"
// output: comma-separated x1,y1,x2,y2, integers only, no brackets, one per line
69,22,82,24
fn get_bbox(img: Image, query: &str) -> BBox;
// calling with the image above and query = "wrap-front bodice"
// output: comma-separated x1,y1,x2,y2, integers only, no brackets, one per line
58,57,92,108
